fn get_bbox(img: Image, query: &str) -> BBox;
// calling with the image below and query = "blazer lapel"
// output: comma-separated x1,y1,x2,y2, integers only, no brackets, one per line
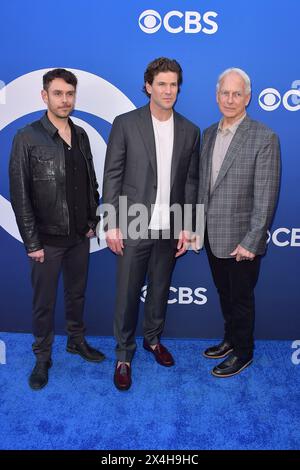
136,105,157,182
211,116,250,194
171,111,185,188
203,124,218,198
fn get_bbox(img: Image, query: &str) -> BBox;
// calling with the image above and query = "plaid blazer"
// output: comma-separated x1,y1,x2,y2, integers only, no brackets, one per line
198,115,281,258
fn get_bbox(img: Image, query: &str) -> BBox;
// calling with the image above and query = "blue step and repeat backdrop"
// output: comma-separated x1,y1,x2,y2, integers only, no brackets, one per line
0,1,299,339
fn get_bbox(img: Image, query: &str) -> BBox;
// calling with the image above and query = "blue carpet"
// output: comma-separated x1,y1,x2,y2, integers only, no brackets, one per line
0,332,299,450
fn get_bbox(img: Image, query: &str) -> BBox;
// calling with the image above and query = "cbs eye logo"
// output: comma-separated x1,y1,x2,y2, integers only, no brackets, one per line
138,9,218,35
259,85,300,111
139,9,162,33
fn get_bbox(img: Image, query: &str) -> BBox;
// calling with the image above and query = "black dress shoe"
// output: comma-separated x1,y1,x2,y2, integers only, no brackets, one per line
212,353,253,378
66,339,105,362
203,340,233,359
143,339,175,367
29,359,52,390
114,362,132,391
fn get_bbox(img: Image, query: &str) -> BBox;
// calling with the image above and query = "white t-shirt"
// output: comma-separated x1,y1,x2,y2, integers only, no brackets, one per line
149,113,174,230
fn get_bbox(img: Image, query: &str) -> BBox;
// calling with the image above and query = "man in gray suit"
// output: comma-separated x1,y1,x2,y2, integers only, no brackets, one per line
103,57,200,390
197,68,280,377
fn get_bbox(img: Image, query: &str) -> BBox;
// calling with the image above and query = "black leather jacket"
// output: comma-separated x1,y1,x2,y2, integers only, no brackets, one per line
9,114,99,253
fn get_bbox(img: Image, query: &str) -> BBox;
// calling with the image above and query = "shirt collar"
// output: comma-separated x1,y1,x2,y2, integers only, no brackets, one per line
40,112,79,138
218,113,247,135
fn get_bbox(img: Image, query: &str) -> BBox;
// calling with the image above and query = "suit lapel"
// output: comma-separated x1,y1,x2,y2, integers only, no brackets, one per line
211,116,250,194
171,111,185,188
136,105,157,182
203,125,218,198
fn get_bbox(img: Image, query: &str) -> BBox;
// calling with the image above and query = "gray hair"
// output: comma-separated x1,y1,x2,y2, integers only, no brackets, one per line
216,68,251,95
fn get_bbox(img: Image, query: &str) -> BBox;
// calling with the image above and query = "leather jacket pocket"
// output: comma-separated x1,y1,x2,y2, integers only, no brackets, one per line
30,146,56,180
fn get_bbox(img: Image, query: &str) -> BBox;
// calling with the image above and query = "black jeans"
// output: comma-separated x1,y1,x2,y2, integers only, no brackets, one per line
31,238,89,361
205,232,261,360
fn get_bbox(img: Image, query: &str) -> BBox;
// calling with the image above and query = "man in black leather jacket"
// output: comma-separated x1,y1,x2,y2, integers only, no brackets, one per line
9,68,105,390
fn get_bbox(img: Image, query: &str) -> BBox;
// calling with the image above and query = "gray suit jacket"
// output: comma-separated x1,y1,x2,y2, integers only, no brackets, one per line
103,104,200,244
198,115,281,258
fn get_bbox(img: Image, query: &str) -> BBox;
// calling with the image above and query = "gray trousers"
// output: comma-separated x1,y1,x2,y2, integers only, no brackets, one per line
114,236,176,362
31,238,90,361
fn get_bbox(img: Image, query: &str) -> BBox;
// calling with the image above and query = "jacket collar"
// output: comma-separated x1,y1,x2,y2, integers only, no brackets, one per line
40,112,84,138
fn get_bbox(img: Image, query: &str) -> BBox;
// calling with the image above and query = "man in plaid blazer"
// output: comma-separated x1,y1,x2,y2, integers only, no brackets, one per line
197,68,281,377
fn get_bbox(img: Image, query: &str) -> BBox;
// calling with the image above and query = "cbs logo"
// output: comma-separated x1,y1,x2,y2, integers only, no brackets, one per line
138,9,218,35
267,228,300,247
259,82,300,111
140,285,208,305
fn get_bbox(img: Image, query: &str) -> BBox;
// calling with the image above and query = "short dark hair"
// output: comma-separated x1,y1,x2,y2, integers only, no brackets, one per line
43,68,78,91
143,57,183,97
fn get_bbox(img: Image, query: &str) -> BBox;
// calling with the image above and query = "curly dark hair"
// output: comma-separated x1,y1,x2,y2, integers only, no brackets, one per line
143,57,183,97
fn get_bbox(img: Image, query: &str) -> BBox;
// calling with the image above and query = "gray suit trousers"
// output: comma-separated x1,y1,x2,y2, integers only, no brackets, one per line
114,235,176,362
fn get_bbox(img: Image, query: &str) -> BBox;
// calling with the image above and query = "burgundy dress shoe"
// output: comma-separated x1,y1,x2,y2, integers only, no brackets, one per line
114,362,132,391
143,339,174,367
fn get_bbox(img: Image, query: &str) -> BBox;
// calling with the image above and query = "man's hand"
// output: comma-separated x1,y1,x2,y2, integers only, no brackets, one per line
106,228,124,255
85,228,95,238
230,244,255,262
175,230,191,258
28,249,45,263
191,234,202,253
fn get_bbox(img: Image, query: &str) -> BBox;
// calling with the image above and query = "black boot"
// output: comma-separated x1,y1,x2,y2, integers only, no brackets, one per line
66,339,105,362
203,340,233,359
29,359,52,390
